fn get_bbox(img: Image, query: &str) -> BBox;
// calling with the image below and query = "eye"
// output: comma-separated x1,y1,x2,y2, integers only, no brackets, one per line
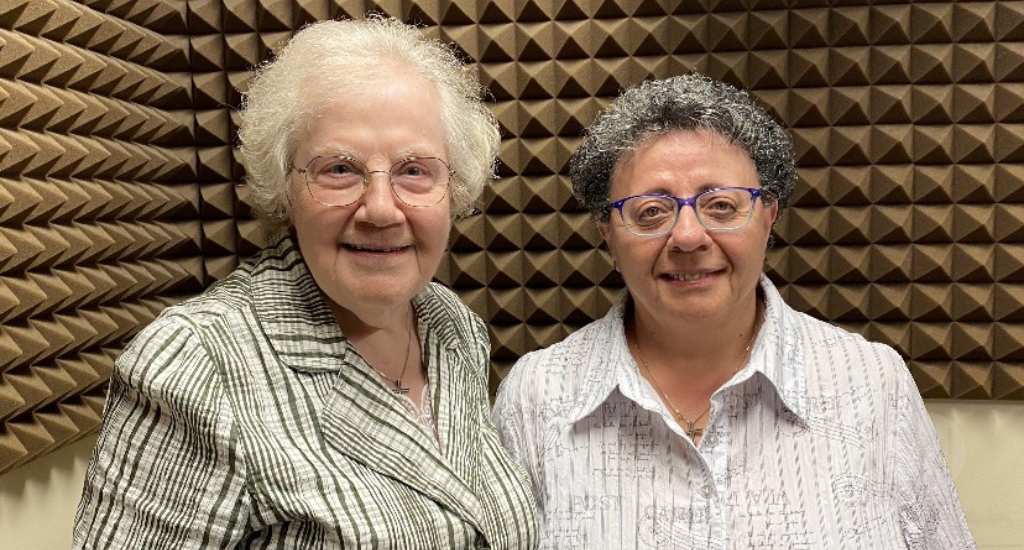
394,160,433,179
317,158,362,178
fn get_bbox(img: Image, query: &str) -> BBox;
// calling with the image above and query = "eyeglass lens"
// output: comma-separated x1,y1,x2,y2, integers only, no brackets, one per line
621,188,755,235
304,156,450,207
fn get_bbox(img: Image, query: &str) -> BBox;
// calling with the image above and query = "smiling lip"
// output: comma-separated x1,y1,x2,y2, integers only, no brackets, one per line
343,243,411,253
661,270,721,282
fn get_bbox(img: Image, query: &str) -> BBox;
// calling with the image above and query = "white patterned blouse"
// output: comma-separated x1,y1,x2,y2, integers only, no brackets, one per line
493,275,974,550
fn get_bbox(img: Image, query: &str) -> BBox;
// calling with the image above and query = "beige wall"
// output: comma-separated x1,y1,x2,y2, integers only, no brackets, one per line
1,404,1021,550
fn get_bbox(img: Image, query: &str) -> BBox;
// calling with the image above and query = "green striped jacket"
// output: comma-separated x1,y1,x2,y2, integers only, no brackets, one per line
73,235,538,549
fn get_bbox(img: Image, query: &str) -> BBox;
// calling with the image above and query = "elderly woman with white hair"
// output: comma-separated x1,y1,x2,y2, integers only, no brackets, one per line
73,17,537,549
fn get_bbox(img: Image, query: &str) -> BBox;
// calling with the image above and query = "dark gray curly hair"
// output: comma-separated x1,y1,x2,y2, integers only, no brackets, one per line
569,74,796,224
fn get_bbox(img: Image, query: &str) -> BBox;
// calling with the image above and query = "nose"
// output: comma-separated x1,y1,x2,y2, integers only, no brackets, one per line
666,204,709,251
355,170,404,225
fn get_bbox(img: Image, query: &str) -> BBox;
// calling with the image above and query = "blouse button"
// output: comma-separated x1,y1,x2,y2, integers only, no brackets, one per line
703,432,719,447
699,484,715,499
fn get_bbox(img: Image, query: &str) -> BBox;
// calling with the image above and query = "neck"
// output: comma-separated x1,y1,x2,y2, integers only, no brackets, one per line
629,293,762,383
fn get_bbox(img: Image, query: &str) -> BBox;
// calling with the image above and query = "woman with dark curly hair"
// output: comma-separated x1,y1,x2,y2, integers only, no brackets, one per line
493,74,973,549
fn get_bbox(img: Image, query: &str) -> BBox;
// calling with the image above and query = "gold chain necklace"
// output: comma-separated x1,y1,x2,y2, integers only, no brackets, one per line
373,312,416,395
632,311,759,441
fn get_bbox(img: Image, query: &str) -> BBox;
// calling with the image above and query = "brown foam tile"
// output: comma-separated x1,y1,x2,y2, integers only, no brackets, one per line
952,165,996,202
563,249,615,287
993,363,1024,399
28,359,78,404
76,264,119,305
910,322,954,361
952,206,995,242
950,361,994,398
76,308,120,349
96,304,139,344
440,250,488,287
951,322,993,361
3,324,49,373
999,83,1024,123
869,86,912,124
0,325,22,375
787,89,828,127
204,255,238,283
0,177,46,225
50,268,98,311
993,324,1024,362
488,287,531,323
993,284,1024,321
66,178,112,221
0,279,17,323
827,245,870,283
995,122,1024,163
867,205,912,244
950,284,993,322
222,0,258,33
191,34,227,71
236,218,265,255
912,205,955,244
187,0,221,34
0,373,27,420
907,360,953,398
790,127,829,167
995,205,1024,246
828,284,872,321
201,218,237,256
53,313,101,358
868,284,912,321
951,243,994,282
98,262,140,299
910,244,954,282
2,275,52,321
909,283,952,322
776,207,828,246
788,7,827,47
197,146,234,183
870,45,912,85
0,421,51,473
954,125,996,163
829,6,871,46
784,48,827,88
745,49,782,89
0,225,47,273
991,242,1024,280
871,5,912,44
2,356,51,407
829,126,871,165
489,324,531,361
224,33,260,71
953,83,995,124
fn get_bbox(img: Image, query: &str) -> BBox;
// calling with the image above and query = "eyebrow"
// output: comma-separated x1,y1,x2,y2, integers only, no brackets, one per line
642,183,722,197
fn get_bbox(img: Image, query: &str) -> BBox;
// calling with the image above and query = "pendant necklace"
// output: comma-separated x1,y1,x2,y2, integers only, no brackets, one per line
373,312,416,395
632,309,760,441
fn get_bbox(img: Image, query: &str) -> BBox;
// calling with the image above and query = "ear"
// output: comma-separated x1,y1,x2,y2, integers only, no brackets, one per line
597,219,611,244
762,199,779,230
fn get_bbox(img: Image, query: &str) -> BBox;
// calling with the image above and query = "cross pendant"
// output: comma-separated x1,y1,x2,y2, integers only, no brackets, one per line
392,379,410,395
684,421,703,440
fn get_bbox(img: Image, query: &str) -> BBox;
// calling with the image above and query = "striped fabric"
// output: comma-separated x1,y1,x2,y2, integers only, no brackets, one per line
73,235,538,549
492,276,975,550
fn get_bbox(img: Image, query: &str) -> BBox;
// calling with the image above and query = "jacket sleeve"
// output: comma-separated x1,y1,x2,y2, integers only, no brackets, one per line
890,347,977,550
72,315,253,549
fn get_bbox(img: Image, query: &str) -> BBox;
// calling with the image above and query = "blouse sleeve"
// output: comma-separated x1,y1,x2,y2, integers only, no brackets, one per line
72,315,253,549
891,347,977,550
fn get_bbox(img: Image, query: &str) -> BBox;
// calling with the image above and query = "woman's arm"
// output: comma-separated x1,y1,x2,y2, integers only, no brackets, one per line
72,316,252,549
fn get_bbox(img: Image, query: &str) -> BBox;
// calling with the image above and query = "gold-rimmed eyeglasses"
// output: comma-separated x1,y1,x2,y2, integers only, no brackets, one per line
291,155,454,208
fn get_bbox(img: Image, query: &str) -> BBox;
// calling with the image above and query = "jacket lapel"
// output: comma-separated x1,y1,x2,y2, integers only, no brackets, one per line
252,235,489,532
320,350,486,532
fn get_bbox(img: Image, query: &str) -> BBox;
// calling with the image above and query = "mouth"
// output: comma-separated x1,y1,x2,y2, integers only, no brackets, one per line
343,243,410,253
661,270,720,282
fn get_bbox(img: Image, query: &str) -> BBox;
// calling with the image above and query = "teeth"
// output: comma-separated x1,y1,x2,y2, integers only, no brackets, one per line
668,272,708,281
351,244,402,252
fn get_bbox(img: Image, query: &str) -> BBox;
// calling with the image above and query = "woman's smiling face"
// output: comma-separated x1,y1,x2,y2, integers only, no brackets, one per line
289,74,451,323
599,128,777,329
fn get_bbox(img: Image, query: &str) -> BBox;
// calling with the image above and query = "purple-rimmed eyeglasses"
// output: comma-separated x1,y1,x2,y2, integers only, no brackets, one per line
291,155,454,208
606,187,763,237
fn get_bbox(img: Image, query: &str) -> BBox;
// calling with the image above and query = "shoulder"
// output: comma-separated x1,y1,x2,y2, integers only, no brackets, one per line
496,313,614,411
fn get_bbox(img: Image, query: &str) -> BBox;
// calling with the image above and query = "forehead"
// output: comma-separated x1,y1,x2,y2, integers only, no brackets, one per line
611,128,757,195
